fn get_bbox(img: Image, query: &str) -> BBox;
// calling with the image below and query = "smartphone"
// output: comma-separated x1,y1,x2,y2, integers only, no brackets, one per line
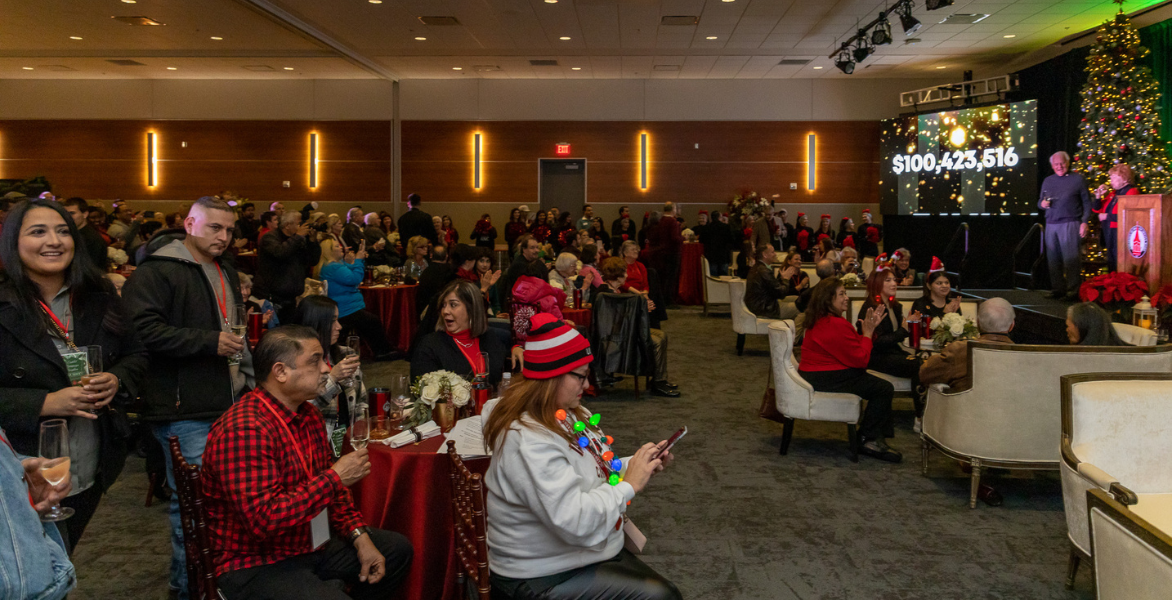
652,426,687,459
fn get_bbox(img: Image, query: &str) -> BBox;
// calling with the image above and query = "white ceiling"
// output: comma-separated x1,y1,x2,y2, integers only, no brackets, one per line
1,0,1167,80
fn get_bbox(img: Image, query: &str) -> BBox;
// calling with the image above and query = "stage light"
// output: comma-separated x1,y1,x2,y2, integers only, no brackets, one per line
835,50,854,74
926,0,954,9
897,1,921,36
852,39,874,63
871,16,892,46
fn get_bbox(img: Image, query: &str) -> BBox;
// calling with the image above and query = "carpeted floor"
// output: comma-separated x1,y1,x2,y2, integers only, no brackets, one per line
70,307,1092,600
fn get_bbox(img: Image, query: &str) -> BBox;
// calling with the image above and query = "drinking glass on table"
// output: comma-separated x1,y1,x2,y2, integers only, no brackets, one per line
231,305,248,361
350,405,370,451
389,374,410,432
38,419,74,522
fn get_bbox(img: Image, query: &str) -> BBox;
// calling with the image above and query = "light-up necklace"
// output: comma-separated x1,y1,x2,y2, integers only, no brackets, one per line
555,409,624,487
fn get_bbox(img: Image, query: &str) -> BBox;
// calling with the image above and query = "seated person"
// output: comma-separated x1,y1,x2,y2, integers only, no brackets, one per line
797,278,900,462
411,279,516,386
795,259,835,313
549,252,596,304
202,326,413,600
892,248,915,286
598,257,678,397
1066,302,1129,346
838,247,861,276
482,314,680,600
293,296,366,439
238,272,277,328
909,260,961,323
856,263,924,428
744,244,797,320
782,250,809,291
617,240,649,293
500,235,550,306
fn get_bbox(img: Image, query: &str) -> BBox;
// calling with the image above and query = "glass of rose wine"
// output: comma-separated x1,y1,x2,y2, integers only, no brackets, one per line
350,405,370,451
231,305,248,361
39,419,74,522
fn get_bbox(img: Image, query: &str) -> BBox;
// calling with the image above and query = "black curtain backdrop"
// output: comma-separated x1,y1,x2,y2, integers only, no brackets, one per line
882,215,1042,289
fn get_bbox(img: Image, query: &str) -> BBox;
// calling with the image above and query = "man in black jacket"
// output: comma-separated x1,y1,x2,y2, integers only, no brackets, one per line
499,234,549,305
697,211,735,276
256,212,322,324
62,197,108,270
122,196,254,600
342,207,365,250
398,193,438,246
234,202,260,245
745,244,798,320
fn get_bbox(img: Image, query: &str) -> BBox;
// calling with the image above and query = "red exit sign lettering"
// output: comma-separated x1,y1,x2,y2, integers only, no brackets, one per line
555,143,571,156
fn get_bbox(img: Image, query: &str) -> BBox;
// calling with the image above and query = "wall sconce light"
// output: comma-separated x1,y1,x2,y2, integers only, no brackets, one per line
473,132,482,190
807,133,816,191
147,131,158,187
309,132,319,189
639,132,649,190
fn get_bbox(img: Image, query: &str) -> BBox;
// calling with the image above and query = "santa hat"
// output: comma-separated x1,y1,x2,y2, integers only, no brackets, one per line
699,210,709,215
874,253,893,271
817,233,831,242
820,214,831,220
797,212,806,218
862,208,872,214
842,237,856,248
892,250,906,262
929,256,945,273
523,314,593,379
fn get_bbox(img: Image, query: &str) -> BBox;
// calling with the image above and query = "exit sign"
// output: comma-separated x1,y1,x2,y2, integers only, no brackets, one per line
555,143,571,156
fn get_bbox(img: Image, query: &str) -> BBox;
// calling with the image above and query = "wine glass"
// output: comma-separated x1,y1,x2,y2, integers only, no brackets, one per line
82,345,103,414
390,375,411,432
350,405,370,451
38,419,74,522
231,305,248,361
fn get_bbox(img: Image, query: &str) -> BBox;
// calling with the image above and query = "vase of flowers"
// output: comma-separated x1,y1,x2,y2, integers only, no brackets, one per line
727,190,770,223
402,370,472,433
929,312,979,347
1078,272,1149,321
840,273,861,288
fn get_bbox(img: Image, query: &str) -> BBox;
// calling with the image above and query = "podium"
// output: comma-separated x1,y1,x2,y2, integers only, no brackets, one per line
1116,193,1172,291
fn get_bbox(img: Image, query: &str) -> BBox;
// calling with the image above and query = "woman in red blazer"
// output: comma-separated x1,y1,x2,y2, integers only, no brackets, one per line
1093,164,1140,273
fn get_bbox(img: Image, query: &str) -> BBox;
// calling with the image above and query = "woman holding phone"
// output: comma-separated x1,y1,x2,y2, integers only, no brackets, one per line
0,198,148,550
318,237,396,360
483,313,681,600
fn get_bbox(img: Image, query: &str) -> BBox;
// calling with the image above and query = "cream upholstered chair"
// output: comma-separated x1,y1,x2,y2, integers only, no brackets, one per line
768,320,862,461
1087,487,1172,599
1112,322,1158,346
729,279,779,355
701,257,731,316
922,343,1172,509
801,266,821,286
1060,373,1172,589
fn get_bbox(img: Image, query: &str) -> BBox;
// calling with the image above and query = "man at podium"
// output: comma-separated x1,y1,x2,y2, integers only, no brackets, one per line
1038,151,1093,300
1092,164,1140,273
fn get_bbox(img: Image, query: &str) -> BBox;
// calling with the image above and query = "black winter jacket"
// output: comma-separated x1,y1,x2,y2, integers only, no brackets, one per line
256,229,321,300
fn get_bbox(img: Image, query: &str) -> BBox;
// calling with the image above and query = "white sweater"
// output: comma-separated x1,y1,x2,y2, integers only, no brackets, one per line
484,413,634,579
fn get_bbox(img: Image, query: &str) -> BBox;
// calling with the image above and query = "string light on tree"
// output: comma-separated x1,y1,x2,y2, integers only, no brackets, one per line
1074,0,1170,192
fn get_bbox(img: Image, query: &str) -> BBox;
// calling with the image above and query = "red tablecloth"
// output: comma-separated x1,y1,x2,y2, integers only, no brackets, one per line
677,242,704,305
351,436,490,600
360,285,418,352
562,307,592,331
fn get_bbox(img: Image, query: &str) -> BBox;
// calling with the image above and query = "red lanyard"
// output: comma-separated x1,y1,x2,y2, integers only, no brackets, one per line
37,299,71,342
261,399,314,480
211,262,229,327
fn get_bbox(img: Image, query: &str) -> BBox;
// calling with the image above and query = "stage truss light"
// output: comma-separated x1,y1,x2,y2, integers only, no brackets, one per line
871,14,892,46
926,0,954,10
852,38,874,63
835,50,855,74
897,0,921,36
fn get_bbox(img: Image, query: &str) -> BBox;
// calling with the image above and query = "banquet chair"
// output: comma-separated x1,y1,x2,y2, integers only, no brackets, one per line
1060,373,1172,589
1087,487,1172,599
861,256,874,275
922,343,1172,509
701,257,731,316
168,436,223,600
768,320,863,462
729,279,780,356
1112,322,1158,346
446,440,491,600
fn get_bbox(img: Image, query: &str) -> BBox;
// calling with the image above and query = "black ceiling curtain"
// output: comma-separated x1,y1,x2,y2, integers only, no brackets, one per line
1016,45,1091,183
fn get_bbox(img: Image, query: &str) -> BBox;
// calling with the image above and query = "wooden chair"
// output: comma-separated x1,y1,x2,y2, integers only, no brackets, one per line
446,440,491,600
167,436,221,600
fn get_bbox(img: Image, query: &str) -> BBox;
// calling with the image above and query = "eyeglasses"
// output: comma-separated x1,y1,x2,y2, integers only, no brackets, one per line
566,370,590,384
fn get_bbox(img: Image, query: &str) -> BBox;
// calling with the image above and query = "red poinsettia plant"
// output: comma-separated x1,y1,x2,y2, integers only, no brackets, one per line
1151,283,1172,320
1079,272,1149,307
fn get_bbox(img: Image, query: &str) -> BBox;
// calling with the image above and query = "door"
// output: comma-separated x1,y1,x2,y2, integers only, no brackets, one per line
539,159,586,219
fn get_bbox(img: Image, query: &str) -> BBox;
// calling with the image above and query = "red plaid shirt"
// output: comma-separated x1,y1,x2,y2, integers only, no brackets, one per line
201,387,366,576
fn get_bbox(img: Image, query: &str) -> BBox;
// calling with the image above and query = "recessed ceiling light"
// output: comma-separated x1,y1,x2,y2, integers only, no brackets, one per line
167,67,177,70
936,65,947,69
22,67,33,70
722,0,735,2
70,36,83,40
452,67,462,70
706,36,718,40
283,67,294,70
1003,34,1016,38
210,36,223,40
121,0,136,3
415,37,426,40
545,0,558,3
813,66,823,69
559,36,571,40
369,0,383,3
571,67,581,70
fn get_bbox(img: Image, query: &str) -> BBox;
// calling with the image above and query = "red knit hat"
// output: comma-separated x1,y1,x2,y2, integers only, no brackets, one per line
522,313,593,379
928,256,945,273
820,214,831,220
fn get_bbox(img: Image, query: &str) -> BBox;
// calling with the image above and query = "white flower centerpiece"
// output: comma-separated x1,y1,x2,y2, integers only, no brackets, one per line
840,272,861,287
107,246,129,269
372,265,395,285
402,370,472,432
929,312,979,347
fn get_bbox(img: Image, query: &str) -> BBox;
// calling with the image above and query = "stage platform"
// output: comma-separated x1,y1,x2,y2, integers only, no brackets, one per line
958,289,1075,345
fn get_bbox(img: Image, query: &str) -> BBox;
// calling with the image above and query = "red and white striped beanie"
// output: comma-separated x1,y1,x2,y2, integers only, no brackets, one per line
522,313,593,379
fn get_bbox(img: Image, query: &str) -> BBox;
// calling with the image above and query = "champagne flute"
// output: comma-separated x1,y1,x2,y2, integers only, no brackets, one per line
350,405,370,451
343,335,361,386
231,305,248,361
390,374,411,432
82,345,102,414
38,419,74,522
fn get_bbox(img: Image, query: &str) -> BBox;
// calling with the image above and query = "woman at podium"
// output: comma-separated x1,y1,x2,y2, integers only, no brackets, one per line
1093,164,1140,272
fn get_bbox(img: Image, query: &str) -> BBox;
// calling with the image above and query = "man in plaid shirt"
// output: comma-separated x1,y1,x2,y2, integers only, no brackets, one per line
202,325,412,599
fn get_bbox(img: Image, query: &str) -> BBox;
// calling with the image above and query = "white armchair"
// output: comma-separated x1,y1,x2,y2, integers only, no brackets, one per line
1112,322,1158,346
1087,487,1172,599
1060,373,1172,589
922,343,1172,509
729,279,780,356
768,320,863,461
701,257,731,316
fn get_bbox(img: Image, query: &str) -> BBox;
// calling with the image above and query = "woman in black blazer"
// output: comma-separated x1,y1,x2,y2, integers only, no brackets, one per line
0,199,147,550
411,279,517,387
855,265,924,429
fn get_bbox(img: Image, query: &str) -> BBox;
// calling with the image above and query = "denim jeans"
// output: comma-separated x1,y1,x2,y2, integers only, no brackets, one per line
152,419,214,599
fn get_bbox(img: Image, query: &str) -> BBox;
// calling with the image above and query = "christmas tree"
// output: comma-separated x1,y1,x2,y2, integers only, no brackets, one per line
1074,3,1170,192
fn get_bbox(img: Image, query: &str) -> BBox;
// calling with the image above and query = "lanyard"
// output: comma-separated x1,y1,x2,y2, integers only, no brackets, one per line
38,299,77,351
261,399,314,481
211,262,230,327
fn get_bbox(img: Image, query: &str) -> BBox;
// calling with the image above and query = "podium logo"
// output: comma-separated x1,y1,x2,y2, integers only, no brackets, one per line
1129,224,1149,259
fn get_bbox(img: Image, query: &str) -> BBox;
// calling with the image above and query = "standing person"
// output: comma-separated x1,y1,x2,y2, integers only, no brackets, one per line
201,326,413,600
107,202,144,256
646,203,684,305
1092,164,1140,273
122,197,253,599
836,217,858,250
62,197,108,271
611,214,636,255
589,217,611,252
698,211,734,276
256,212,322,324
318,239,396,359
1039,151,1093,300
500,235,549,305
856,209,882,258
342,208,365,250
504,208,527,255
0,198,147,551
793,213,815,260
550,212,575,252
529,211,552,244
361,212,394,267
773,204,790,250
750,204,776,253
814,214,835,245
235,203,260,245
576,204,594,231
269,202,286,218
432,216,446,248
441,215,459,247
256,210,278,242
472,213,498,248
398,193,438,246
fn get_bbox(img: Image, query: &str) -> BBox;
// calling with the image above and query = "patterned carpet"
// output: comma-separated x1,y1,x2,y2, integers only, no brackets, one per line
71,307,1092,600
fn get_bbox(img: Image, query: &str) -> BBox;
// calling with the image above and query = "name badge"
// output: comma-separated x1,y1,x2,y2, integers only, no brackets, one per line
311,508,329,550
61,350,89,386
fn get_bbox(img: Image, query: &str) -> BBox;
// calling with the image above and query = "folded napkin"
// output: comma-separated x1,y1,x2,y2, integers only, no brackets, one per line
384,421,441,448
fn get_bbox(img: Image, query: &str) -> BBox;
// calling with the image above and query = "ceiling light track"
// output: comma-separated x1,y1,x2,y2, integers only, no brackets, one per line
827,0,922,74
